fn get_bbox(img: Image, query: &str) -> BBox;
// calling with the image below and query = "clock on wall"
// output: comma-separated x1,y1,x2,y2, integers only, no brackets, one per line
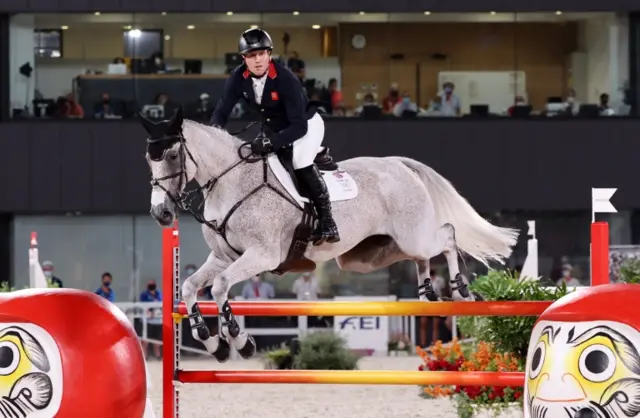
351,34,366,50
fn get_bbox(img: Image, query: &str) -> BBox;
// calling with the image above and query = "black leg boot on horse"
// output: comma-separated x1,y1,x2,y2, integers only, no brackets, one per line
295,165,340,246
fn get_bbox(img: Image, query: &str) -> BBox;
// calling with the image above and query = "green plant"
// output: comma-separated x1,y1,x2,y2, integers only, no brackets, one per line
467,269,572,359
619,258,640,284
388,332,411,352
293,331,360,370
0,279,61,293
262,347,292,369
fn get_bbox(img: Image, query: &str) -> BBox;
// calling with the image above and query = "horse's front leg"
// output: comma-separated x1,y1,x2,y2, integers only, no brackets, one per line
182,252,231,362
210,247,279,360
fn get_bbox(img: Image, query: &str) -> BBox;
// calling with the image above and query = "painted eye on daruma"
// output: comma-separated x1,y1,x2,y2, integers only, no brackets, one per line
579,344,616,382
529,341,546,379
0,342,20,376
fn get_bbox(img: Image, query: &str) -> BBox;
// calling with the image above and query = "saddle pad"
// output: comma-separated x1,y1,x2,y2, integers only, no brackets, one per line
267,154,358,208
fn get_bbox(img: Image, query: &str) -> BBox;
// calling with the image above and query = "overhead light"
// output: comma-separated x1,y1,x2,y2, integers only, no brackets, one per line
490,11,496,15
61,25,68,30
424,11,431,15
161,12,167,15
226,11,233,15
94,11,100,15
187,25,195,30
555,10,563,15
250,25,259,29
123,25,132,30
293,11,300,15
312,24,321,29
359,11,365,15
128,29,141,38
164,35,171,40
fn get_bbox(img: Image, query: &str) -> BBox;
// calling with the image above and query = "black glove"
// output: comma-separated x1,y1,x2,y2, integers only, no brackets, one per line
250,136,274,154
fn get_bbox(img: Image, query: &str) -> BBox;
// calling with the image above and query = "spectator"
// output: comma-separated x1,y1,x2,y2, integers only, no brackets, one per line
55,93,84,119
149,52,167,73
241,276,275,300
95,272,115,302
140,279,162,360
507,95,528,116
94,93,119,119
392,92,418,117
599,93,615,116
41,260,63,288
287,51,306,83
439,82,461,116
292,272,319,300
556,265,581,287
354,93,381,117
382,83,401,114
564,88,579,115
326,78,344,115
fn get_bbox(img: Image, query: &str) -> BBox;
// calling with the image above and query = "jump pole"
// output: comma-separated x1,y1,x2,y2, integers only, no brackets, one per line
161,204,614,417
591,187,617,286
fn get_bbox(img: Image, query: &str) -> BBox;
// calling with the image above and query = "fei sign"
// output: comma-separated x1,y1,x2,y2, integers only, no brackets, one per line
333,296,395,356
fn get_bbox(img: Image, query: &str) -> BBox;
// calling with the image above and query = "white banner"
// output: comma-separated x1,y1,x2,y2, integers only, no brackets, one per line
333,295,395,356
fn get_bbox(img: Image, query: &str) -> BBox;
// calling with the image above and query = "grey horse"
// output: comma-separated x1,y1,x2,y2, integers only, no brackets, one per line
142,108,519,361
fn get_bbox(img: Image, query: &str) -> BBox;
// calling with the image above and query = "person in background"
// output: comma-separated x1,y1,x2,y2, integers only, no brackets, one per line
382,83,401,114
354,93,381,117
507,95,528,116
41,260,64,288
139,279,162,360
439,82,461,117
556,264,581,287
94,93,118,119
564,88,579,115
599,93,615,116
149,52,167,73
241,276,275,300
286,51,306,83
392,92,418,117
95,272,115,302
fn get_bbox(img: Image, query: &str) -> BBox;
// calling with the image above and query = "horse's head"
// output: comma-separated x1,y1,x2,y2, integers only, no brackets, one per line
141,106,196,227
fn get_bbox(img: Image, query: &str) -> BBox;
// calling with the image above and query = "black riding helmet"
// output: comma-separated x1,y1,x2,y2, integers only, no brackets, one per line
238,28,273,55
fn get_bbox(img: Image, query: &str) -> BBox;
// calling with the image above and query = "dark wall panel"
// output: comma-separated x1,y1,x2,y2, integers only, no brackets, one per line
0,119,638,214
1,0,638,13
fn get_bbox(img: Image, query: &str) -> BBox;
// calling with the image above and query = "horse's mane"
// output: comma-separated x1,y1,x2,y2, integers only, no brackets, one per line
183,119,243,149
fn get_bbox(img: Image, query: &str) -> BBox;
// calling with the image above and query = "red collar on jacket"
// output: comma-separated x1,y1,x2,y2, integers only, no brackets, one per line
243,61,277,79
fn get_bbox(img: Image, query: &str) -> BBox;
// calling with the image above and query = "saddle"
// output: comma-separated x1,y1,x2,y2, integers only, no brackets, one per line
270,147,339,275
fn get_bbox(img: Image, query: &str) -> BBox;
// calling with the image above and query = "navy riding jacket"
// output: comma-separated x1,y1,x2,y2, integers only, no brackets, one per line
209,61,316,150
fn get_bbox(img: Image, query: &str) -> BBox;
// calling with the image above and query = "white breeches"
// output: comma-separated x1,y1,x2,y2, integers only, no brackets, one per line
292,112,325,170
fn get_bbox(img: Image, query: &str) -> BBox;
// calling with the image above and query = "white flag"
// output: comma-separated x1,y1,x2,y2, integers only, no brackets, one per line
592,188,617,221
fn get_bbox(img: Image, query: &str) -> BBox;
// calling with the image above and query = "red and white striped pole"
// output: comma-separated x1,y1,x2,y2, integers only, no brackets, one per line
162,222,180,418
591,188,617,286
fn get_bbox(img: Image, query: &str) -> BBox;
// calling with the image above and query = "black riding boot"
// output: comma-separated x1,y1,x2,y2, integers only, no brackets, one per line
295,165,340,245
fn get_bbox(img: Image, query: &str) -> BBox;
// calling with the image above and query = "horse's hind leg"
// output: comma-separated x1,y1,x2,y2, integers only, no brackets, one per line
439,223,482,302
182,254,231,362
415,260,440,302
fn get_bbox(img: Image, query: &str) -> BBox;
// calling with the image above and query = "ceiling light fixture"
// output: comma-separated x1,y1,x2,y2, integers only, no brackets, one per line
250,25,259,29
293,11,300,15
226,11,233,15
164,35,171,40
359,11,365,15
187,25,195,30
94,11,100,15
490,11,496,15
424,11,431,15
312,25,321,29
555,11,563,15
61,25,69,30
161,12,167,15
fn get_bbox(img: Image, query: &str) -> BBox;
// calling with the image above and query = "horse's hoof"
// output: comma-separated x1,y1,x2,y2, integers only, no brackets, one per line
471,291,484,301
191,324,210,342
235,333,256,360
212,335,231,363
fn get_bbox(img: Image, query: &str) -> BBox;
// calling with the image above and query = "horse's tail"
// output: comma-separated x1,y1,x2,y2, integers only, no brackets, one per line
398,157,519,266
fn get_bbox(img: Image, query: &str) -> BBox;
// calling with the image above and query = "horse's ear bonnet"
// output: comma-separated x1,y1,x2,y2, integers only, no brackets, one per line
143,106,185,161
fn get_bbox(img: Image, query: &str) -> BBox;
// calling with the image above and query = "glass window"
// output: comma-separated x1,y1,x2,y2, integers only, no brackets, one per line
34,29,62,58
7,11,628,120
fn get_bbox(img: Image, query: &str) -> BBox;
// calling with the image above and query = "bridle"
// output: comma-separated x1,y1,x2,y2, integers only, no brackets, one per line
146,123,300,255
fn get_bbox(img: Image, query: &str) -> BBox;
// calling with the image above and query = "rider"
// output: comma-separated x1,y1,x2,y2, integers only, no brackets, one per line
209,27,340,246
